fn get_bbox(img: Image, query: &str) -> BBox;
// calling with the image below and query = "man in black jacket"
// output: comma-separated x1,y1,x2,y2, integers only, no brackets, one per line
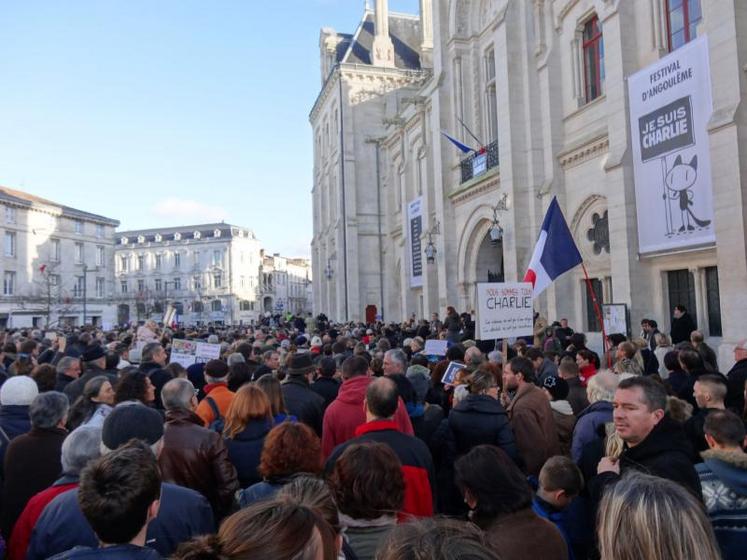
726,340,747,414
670,304,697,345
595,376,701,498
281,353,324,436
310,357,340,411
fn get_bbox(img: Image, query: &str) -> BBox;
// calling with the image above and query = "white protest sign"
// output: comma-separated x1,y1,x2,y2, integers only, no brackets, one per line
602,304,628,336
476,282,534,340
424,339,448,356
169,339,199,367
628,36,714,253
195,342,221,363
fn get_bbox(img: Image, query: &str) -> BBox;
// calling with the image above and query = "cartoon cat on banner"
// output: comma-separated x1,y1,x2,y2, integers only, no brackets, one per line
628,36,714,253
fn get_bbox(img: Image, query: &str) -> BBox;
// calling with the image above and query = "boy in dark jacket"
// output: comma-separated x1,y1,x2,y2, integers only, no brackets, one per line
532,456,583,560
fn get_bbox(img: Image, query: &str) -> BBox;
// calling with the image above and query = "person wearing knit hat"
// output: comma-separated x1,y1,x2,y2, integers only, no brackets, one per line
101,404,165,453
1,375,39,407
26,406,215,559
0,376,39,474
541,376,576,457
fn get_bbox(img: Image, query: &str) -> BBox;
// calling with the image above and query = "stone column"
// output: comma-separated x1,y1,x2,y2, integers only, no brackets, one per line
419,0,434,67
373,0,395,68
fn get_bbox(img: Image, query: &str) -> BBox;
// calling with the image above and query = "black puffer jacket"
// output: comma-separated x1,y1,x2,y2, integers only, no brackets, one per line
446,394,518,461
592,415,702,499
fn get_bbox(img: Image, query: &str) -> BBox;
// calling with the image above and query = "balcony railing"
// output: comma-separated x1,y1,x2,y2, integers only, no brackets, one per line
460,139,499,184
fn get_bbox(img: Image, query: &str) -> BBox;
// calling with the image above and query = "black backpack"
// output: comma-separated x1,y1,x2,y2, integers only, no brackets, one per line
204,396,225,434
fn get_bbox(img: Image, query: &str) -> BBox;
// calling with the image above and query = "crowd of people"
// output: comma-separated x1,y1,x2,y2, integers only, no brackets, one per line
0,304,744,559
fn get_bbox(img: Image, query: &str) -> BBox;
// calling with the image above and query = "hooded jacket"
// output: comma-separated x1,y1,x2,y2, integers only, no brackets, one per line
321,375,413,457
696,448,747,560
593,415,702,499
445,394,518,461
571,401,613,463
550,400,576,458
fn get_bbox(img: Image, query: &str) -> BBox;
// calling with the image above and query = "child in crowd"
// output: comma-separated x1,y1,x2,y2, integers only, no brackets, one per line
532,456,584,560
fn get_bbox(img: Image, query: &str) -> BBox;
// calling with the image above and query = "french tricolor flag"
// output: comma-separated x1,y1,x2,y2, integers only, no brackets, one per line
523,197,583,296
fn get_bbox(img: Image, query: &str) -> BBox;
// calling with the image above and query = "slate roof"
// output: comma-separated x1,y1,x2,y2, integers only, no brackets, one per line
116,223,255,245
0,185,119,225
341,11,421,70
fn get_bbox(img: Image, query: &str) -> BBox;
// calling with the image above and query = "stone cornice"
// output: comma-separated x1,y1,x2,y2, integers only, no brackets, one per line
557,135,609,170
310,64,430,122
448,168,501,205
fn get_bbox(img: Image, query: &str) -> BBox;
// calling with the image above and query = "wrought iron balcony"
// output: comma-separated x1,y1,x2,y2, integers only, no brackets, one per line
460,140,499,184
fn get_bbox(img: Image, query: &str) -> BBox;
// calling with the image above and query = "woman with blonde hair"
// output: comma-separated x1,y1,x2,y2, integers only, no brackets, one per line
223,384,273,488
571,370,619,462
598,471,721,560
653,332,674,379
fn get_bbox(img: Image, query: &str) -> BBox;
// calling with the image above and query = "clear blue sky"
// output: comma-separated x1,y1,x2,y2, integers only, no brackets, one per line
0,0,419,258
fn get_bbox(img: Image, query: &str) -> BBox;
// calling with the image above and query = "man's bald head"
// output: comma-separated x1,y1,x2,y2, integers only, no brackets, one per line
365,377,399,420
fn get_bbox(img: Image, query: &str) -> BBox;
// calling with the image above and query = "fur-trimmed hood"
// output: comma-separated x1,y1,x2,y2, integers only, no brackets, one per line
700,448,747,496
702,448,747,470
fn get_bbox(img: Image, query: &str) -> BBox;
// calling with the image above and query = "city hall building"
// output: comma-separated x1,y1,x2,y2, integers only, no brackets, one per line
310,0,746,366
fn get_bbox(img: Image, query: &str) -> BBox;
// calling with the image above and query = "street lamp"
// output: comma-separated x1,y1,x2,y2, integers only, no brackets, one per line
424,221,441,264
489,193,510,244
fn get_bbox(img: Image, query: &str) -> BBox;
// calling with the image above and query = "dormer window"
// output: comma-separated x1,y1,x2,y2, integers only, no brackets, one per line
155,234,162,242
174,232,182,241
193,231,201,239
121,237,129,245
214,229,222,238
137,235,145,244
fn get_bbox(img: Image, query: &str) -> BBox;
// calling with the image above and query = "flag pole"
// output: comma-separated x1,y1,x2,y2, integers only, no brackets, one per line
581,263,611,368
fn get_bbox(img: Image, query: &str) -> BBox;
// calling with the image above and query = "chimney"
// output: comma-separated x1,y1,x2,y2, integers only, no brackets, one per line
372,0,395,68
419,0,433,67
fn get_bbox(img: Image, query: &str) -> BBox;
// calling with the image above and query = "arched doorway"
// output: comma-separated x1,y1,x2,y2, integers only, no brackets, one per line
457,210,506,312
263,297,274,313
475,233,504,283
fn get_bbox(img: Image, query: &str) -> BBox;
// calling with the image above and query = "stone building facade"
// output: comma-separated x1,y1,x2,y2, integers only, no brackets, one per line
0,186,120,328
258,253,313,316
311,0,747,366
114,224,263,326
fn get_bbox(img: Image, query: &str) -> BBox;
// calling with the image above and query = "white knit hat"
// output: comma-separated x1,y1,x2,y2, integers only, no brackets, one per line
1,376,40,406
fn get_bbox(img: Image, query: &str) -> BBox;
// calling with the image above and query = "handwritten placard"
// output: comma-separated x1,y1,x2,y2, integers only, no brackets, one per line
476,282,534,340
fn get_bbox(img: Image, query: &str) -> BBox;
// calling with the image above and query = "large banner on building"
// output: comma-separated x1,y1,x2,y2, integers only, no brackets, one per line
407,197,424,288
476,282,534,340
628,36,714,254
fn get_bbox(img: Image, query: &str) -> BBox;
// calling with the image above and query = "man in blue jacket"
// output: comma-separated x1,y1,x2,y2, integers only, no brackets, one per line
48,440,162,559
26,405,214,559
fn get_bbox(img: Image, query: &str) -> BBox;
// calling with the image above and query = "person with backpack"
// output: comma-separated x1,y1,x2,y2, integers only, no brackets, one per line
195,360,235,428
158,378,239,521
